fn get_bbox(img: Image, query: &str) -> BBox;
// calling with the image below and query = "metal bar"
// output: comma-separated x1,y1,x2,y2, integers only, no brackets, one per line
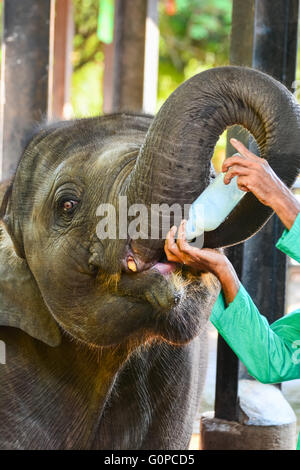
230,0,256,67
214,244,244,421
214,0,255,421
252,0,299,90
103,0,159,113
1,0,51,180
112,0,147,112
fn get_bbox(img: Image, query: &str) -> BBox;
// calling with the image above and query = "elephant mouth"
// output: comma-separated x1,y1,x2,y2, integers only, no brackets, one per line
149,247,179,275
118,246,185,313
150,261,177,276
122,243,178,276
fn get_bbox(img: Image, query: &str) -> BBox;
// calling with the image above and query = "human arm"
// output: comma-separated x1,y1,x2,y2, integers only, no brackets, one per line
210,285,300,384
165,221,300,383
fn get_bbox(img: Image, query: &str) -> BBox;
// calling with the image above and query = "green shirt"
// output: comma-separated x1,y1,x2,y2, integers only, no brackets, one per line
210,212,300,450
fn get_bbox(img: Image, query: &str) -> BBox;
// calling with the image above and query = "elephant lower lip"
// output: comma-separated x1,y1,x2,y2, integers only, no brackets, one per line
151,262,177,275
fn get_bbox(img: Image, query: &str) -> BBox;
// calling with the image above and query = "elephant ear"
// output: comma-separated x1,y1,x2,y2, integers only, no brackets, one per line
0,219,61,347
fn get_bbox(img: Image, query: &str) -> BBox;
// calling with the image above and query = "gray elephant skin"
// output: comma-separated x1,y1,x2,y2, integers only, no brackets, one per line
0,66,300,449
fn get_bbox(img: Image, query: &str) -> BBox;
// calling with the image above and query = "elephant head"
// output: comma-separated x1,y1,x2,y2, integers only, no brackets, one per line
1,66,300,349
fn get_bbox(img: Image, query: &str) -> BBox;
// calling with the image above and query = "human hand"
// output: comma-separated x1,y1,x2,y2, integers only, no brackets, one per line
223,138,286,207
164,220,230,277
164,220,240,303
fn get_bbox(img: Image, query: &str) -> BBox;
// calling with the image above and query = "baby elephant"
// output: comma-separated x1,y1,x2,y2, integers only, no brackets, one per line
0,66,300,449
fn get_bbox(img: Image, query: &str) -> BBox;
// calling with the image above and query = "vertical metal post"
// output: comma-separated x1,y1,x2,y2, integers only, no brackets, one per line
214,0,256,421
1,0,52,180
242,0,299,325
112,0,147,112
103,0,159,113
214,247,242,421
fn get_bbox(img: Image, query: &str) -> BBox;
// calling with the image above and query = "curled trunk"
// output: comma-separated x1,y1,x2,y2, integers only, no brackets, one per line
126,66,300,261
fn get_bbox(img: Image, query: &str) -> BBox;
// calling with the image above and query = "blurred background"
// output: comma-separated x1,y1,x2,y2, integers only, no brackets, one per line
0,0,233,168
2,0,300,168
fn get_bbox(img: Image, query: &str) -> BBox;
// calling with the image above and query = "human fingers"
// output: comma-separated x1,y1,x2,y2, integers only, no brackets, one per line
235,175,253,192
164,243,181,262
176,220,197,256
222,155,255,173
223,164,250,185
230,138,261,161
165,226,184,262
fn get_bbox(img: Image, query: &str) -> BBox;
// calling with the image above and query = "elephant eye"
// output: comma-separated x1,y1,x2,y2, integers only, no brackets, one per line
59,199,79,214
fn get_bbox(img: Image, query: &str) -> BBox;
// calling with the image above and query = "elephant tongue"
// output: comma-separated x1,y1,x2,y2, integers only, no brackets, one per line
150,262,177,275
125,249,176,275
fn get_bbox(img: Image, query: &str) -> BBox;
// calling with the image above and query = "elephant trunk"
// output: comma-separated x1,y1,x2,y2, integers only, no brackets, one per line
126,66,300,263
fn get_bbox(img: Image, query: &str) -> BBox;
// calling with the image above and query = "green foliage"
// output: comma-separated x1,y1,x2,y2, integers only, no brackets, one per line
156,0,232,167
159,0,232,67
71,0,232,116
72,0,104,116
73,0,100,64
158,0,232,107
71,61,104,118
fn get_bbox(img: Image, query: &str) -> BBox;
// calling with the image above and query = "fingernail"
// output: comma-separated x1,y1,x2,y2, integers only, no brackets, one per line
231,138,238,143
171,225,177,233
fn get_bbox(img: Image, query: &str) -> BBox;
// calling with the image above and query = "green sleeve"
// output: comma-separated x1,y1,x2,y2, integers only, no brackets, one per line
276,211,300,262
210,284,300,384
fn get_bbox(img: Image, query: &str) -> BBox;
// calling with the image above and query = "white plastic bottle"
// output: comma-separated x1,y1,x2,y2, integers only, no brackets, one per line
185,156,247,240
